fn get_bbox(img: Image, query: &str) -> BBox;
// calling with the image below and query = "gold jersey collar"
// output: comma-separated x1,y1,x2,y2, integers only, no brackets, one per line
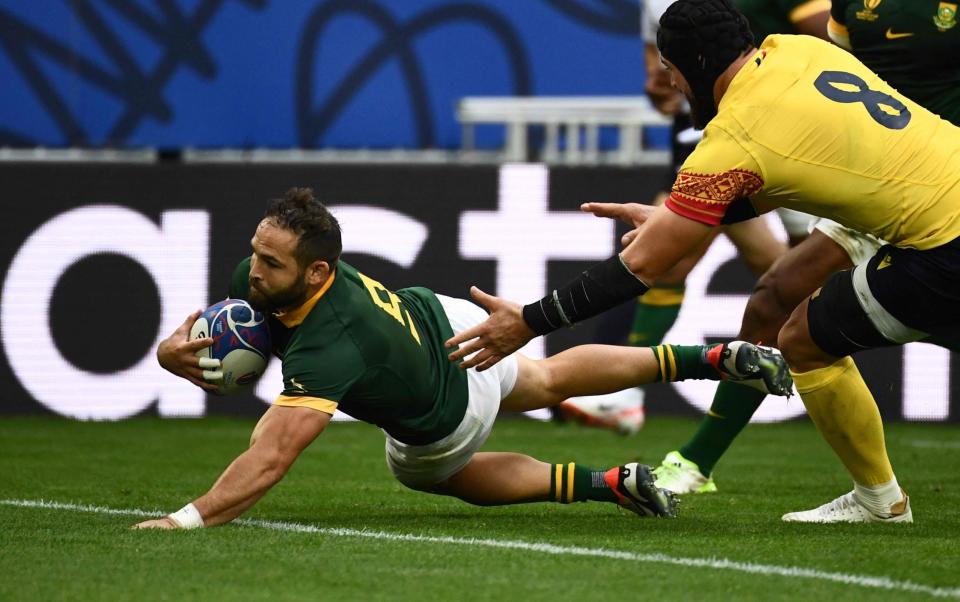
273,269,337,328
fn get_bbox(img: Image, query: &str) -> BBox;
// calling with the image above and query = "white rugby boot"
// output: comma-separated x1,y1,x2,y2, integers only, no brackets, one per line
653,450,718,494
782,490,912,523
605,462,678,518
557,388,645,436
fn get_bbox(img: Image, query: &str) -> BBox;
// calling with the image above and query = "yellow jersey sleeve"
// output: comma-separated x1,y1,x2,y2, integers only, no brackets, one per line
273,394,338,415
666,126,764,226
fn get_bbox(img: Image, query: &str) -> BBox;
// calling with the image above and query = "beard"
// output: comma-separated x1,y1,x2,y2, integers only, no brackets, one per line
248,276,309,313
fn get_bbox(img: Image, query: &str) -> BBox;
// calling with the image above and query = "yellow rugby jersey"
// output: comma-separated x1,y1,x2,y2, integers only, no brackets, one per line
666,34,960,250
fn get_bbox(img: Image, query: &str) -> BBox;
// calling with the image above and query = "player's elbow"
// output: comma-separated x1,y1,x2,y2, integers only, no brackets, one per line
619,251,663,286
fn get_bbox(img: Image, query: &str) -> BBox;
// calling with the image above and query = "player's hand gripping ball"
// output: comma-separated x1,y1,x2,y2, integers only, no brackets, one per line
190,299,271,395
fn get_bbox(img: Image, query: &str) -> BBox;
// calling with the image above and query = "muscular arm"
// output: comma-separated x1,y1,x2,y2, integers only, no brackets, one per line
135,405,330,528
619,205,715,284
445,205,713,371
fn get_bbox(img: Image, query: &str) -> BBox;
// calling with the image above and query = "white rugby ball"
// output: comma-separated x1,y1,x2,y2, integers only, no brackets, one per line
190,299,271,395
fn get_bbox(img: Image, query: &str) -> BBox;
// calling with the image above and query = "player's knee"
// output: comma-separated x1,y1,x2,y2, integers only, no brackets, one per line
776,307,825,370
501,357,555,412
776,315,802,366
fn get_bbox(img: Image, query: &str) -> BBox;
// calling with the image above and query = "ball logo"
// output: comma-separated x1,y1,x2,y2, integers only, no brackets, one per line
206,301,270,360
192,299,271,395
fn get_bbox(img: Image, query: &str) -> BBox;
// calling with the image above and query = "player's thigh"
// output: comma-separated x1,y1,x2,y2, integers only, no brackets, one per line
388,295,519,491
799,242,960,358
740,230,853,341
761,229,854,303
851,242,960,336
385,372,502,493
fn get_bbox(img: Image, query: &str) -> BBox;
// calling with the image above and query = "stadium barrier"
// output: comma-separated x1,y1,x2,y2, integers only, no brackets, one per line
0,161,954,422
457,96,671,164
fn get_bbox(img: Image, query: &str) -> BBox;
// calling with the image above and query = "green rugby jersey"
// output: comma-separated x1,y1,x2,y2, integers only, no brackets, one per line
735,0,829,41
229,257,469,445
830,0,960,125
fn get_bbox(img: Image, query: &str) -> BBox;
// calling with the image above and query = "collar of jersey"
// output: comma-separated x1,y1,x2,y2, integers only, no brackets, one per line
720,48,765,112
273,269,337,328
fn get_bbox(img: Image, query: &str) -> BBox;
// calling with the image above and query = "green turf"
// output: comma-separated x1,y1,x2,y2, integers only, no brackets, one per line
1,415,958,601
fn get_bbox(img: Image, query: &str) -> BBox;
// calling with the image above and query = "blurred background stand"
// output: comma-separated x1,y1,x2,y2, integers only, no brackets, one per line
457,96,670,165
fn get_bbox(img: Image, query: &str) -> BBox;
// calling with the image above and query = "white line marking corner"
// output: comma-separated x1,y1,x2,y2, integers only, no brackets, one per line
2,498,958,599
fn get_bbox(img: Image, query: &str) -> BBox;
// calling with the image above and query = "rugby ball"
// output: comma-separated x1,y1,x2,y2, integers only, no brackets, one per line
190,299,271,395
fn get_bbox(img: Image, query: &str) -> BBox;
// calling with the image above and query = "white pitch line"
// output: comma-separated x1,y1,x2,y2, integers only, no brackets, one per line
3,498,959,599
904,440,960,450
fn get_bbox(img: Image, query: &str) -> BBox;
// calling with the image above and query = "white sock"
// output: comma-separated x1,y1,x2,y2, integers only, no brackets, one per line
854,477,903,516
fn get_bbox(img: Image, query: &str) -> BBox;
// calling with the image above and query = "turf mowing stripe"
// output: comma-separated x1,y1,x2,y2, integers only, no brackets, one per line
3,498,959,599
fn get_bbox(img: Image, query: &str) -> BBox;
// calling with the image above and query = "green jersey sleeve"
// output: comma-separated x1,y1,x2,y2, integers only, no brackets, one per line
272,328,367,415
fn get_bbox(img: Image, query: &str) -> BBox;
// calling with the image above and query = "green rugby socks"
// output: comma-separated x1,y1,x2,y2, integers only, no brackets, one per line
678,380,766,477
549,463,619,503
649,344,727,382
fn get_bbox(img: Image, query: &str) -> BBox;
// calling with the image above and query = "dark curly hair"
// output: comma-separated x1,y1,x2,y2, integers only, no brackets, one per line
264,187,342,270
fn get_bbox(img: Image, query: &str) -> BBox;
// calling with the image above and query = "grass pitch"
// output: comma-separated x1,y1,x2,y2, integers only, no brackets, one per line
1,415,959,601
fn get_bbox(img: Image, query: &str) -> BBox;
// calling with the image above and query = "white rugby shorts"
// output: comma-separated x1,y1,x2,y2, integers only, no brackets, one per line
814,218,885,266
384,294,518,490
775,207,817,239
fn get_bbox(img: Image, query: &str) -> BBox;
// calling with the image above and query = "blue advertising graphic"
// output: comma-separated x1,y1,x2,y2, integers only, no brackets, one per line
0,0,646,149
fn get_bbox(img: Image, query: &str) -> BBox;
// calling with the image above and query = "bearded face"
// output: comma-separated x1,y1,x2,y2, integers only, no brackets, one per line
247,219,313,314
247,271,309,313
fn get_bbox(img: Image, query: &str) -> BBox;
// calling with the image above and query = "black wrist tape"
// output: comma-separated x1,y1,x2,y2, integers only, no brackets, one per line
522,255,650,336
522,298,563,336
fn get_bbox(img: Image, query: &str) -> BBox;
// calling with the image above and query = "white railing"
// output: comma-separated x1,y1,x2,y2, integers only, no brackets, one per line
457,96,671,165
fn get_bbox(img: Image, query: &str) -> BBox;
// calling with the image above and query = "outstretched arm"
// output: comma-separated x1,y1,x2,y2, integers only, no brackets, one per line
581,201,657,247
133,405,331,529
618,204,714,282
446,206,713,371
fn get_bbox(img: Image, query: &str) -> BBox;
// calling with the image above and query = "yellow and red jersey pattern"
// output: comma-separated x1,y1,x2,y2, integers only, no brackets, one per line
667,166,764,224
668,35,960,250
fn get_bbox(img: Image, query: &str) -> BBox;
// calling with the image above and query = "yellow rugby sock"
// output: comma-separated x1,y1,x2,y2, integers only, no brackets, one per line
791,357,894,486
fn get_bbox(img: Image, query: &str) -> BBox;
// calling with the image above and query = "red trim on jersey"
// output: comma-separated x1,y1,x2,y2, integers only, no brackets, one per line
666,169,764,226
665,194,727,225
